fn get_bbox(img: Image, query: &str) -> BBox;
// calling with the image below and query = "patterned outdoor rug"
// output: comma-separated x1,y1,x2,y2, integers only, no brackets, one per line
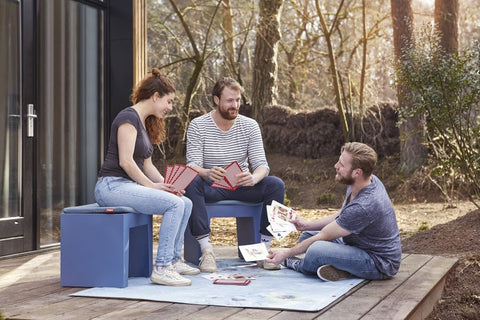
72,259,365,312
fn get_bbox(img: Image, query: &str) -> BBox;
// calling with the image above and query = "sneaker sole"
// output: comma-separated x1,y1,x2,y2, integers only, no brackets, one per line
150,276,192,286
178,269,201,275
317,265,351,282
199,266,217,273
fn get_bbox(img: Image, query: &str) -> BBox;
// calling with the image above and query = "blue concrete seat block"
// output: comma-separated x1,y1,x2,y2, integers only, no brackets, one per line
184,200,262,265
60,203,152,288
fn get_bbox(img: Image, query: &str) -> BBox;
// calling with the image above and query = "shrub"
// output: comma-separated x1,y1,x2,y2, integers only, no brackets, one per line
418,221,429,231
316,193,335,205
396,33,480,208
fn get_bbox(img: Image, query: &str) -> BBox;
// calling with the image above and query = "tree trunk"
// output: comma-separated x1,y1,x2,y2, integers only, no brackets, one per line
222,0,236,77
359,0,367,114
391,0,427,173
434,0,458,54
315,0,349,141
252,0,283,123
168,0,222,156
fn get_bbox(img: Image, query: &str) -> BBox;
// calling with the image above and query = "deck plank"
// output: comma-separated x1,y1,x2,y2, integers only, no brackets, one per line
1,286,78,317
0,248,455,320
13,298,134,320
361,256,457,320
319,254,433,319
92,301,172,320
136,303,207,319
224,308,281,319
179,305,247,319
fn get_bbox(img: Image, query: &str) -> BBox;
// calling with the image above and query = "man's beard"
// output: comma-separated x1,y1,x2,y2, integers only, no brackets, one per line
217,107,238,120
335,172,354,185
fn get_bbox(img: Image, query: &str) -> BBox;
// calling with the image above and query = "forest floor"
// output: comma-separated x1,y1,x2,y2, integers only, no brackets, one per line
208,153,480,319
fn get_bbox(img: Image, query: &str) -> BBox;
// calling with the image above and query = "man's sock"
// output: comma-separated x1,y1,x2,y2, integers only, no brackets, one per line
196,234,212,251
261,234,273,250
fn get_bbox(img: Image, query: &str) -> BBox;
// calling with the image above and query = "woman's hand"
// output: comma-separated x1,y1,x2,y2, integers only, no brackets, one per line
151,182,176,193
152,183,186,197
265,250,289,266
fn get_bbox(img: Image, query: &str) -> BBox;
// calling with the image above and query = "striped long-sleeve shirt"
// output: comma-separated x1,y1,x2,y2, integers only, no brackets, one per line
186,111,270,173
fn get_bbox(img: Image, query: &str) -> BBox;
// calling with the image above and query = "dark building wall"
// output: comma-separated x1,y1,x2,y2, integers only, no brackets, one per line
107,0,133,132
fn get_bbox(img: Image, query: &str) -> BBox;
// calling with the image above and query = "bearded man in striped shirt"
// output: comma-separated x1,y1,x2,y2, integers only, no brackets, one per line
184,77,286,273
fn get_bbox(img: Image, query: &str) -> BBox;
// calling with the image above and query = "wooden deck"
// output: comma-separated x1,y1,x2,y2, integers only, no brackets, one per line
0,246,456,320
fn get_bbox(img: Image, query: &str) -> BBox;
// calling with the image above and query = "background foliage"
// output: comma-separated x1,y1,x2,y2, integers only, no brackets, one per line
147,0,478,114
397,34,480,207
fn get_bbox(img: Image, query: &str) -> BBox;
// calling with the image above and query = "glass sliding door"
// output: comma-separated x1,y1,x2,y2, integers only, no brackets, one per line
37,0,104,246
0,0,24,255
0,0,21,220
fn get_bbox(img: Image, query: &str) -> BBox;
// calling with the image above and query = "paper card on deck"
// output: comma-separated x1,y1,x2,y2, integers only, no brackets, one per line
239,243,269,262
170,165,198,192
201,272,256,281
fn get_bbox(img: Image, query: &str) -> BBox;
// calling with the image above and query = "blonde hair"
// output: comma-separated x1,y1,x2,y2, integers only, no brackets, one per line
130,68,175,144
341,142,377,177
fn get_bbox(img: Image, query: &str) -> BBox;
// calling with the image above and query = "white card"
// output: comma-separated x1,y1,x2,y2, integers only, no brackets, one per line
239,243,269,261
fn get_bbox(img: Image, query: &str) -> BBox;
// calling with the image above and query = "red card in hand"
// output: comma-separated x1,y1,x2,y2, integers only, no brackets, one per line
170,166,198,192
211,161,243,191
164,164,198,192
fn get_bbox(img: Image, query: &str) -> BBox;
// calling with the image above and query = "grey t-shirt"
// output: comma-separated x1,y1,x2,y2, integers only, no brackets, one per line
98,107,153,180
336,175,402,277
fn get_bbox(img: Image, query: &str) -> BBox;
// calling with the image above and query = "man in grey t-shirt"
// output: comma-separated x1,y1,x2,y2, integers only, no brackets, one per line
267,142,401,281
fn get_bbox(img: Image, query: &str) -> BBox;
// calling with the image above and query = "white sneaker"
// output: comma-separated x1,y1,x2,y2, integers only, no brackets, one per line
173,259,200,275
150,265,192,286
199,247,217,273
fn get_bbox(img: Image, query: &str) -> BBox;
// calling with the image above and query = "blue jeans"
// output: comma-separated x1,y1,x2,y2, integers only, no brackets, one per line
94,176,192,266
184,176,285,237
297,231,389,280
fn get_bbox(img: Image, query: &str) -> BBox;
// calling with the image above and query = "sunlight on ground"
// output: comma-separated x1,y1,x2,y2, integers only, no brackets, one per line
152,200,477,248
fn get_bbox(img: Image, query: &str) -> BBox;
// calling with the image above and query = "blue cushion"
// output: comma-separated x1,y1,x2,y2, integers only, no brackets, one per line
63,203,137,214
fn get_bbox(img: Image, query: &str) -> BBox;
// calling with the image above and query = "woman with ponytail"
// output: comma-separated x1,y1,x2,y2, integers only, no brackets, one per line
95,69,199,286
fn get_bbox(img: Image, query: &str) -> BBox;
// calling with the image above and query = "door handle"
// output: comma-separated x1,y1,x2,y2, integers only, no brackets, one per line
26,104,37,137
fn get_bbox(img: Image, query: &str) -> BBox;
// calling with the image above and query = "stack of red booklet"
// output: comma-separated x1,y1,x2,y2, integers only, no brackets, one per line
164,164,199,192
211,161,243,191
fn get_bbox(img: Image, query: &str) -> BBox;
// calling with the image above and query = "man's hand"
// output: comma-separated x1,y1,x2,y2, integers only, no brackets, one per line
207,166,226,182
235,172,257,187
292,216,310,231
266,250,289,265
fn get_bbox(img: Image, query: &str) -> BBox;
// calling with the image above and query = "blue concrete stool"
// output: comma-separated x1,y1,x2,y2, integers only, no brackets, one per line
184,200,262,265
60,203,152,288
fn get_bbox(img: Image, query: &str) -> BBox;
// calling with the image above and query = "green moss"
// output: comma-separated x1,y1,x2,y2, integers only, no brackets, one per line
418,221,429,231
316,193,335,205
